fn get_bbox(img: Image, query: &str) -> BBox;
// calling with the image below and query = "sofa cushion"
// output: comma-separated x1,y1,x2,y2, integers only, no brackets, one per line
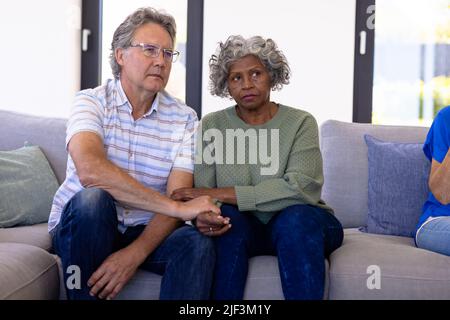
0,110,67,184
0,242,59,299
244,256,284,300
115,256,329,300
115,257,285,300
0,146,60,228
329,229,450,299
244,256,329,300
115,269,162,300
320,120,429,228
0,223,52,251
363,135,430,237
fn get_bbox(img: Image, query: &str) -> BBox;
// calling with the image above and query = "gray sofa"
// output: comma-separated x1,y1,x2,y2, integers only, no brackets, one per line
1,109,450,300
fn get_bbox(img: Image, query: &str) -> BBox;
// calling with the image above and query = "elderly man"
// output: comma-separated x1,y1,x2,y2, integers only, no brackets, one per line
48,7,220,300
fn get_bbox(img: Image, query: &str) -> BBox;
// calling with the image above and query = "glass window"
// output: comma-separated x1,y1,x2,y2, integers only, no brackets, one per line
372,0,450,126
101,0,187,102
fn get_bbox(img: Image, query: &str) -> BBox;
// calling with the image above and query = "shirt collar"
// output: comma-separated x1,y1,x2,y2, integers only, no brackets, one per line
114,79,160,117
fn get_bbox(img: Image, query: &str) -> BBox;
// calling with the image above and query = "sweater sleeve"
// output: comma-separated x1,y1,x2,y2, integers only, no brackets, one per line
193,118,217,188
235,114,324,212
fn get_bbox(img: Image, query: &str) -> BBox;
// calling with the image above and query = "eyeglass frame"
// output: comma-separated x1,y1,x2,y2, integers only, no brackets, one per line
128,42,180,63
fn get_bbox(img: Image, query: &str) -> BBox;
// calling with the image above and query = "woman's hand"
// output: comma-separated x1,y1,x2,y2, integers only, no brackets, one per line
171,187,237,205
195,211,231,237
171,187,215,201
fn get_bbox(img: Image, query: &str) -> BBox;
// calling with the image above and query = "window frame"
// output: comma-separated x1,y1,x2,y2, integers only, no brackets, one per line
352,0,376,123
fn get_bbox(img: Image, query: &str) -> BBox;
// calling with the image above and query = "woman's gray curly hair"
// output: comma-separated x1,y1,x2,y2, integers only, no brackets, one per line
109,7,177,79
209,35,290,98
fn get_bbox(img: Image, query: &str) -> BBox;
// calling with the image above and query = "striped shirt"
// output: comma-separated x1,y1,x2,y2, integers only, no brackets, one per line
48,79,198,233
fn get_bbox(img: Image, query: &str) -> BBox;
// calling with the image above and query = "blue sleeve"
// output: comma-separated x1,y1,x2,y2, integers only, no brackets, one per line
423,106,450,163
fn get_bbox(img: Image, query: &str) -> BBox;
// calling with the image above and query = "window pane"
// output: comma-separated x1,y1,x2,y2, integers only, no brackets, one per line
101,1,187,102
373,0,450,126
0,0,81,118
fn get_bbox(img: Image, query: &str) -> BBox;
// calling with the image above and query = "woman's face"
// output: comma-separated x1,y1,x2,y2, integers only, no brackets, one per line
227,55,272,111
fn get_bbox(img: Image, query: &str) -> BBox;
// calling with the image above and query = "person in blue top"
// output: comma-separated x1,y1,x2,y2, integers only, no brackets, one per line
416,105,450,256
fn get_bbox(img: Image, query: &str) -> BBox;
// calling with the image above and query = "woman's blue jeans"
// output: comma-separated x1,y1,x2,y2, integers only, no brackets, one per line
51,188,215,300
416,217,450,256
213,204,343,300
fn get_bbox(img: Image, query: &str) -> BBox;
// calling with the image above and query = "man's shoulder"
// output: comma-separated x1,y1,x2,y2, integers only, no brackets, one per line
75,80,114,106
159,90,198,121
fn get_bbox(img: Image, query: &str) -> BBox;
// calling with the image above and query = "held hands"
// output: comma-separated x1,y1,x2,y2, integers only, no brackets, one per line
171,188,231,236
195,211,231,237
177,195,221,221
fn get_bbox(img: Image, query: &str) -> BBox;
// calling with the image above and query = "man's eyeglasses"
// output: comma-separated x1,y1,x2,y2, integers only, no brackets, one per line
129,43,180,63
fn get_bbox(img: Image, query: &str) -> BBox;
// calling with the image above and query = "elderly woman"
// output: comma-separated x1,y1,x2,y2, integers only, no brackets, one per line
172,35,343,300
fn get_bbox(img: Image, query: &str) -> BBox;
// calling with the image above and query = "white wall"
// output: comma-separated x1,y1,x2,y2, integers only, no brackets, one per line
202,0,356,125
0,0,81,118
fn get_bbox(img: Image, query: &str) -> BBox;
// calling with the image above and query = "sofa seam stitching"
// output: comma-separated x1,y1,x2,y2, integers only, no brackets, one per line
2,259,58,299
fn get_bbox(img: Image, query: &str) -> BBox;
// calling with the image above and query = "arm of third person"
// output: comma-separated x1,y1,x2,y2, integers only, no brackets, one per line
429,148,450,205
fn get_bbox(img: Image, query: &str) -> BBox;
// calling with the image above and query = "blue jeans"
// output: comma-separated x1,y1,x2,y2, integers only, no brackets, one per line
416,217,450,256
213,204,343,300
51,188,215,300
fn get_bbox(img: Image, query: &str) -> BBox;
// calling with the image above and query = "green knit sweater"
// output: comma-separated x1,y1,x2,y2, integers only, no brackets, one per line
194,104,333,223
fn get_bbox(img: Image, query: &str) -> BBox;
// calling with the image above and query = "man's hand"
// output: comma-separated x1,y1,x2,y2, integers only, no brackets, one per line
87,245,147,300
195,211,231,237
177,195,221,221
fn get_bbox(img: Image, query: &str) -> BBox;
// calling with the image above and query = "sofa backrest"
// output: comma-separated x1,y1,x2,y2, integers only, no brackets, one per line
0,110,67,184
320,120,429,228
0,109,432,227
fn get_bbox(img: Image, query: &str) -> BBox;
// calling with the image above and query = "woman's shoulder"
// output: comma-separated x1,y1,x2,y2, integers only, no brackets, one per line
279,105,318,126
200,106,235,128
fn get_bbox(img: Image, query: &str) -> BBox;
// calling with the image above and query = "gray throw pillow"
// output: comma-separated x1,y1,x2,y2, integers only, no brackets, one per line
361,135,431,237
0,145,59,227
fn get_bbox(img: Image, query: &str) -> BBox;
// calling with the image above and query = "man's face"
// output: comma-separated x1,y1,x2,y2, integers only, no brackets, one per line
116,22,173,95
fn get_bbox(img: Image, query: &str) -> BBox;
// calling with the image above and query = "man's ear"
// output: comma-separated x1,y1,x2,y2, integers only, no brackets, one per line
115,48,125,67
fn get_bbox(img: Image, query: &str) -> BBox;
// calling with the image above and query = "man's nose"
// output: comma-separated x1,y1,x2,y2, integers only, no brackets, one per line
153,50,167,66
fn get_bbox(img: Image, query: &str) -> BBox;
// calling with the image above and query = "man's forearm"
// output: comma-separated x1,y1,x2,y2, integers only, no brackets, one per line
130,214,182,258
81,157,180,216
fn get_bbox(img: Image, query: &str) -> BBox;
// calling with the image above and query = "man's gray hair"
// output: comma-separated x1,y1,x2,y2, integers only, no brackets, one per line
109,7,177,79
209,35,290,98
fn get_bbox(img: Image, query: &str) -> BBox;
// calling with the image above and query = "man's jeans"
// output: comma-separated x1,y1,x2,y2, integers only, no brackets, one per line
416,216,450,256
51,188,215,300
213,204,344,300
